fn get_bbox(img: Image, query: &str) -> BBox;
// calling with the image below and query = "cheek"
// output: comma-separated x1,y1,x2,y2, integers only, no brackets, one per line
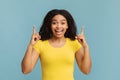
65,25,68,30
51,25,55,30
65,24,68,29
64,27,68,33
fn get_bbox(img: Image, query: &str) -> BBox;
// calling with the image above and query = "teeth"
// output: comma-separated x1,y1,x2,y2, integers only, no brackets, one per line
55,30,62,31
55,29,63,34
55,30,62,32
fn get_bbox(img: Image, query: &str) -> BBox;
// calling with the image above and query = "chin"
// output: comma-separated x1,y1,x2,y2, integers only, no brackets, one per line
53,35,65,38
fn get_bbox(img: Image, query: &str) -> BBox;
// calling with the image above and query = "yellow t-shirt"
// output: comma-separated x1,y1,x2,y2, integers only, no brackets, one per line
33,38,82,80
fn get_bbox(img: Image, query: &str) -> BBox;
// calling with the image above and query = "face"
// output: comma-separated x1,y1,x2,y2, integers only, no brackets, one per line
51,14,68,38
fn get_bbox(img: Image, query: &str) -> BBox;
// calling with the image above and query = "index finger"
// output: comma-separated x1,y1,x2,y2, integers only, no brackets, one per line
80,25,84,35
33,25,36,34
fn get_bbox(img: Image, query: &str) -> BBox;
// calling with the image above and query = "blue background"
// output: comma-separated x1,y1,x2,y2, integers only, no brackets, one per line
0,0,120,80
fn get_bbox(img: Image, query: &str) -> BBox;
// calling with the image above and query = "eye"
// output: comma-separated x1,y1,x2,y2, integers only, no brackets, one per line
61,22,66,25
52,21,57,25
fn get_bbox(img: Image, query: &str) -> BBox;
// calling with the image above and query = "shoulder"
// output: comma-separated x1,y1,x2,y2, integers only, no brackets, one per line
33,40,48,54
36,39,48,44
67,38,82,52
33,40,48,48
67,38,80,44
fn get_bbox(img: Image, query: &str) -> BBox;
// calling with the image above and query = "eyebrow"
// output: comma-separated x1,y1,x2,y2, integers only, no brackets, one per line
52,19,66,21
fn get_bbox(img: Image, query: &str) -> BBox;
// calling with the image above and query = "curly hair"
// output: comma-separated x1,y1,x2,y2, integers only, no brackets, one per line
39,9,77,40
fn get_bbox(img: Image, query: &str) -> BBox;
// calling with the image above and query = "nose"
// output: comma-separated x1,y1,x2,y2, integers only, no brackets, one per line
56,23,61,28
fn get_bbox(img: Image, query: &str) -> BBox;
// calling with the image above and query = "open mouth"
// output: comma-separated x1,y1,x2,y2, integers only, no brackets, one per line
55,29,64,35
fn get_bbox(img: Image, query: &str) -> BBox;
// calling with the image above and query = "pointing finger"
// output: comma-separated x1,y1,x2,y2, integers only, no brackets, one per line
33,25,36,34
81,25,84,35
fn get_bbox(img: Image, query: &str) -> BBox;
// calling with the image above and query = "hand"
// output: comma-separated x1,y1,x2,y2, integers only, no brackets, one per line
30,25,41,46
76,25,88,47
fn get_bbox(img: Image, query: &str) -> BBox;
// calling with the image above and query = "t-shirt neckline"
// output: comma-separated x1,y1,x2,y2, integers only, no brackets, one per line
47,38,68,49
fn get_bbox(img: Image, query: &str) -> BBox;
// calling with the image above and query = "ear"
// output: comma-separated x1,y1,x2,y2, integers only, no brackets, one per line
66,25,68,29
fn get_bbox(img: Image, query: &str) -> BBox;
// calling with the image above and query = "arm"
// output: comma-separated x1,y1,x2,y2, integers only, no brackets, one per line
75,27,92,74
21,26,40,74
75,45,91,74
21,44,39,74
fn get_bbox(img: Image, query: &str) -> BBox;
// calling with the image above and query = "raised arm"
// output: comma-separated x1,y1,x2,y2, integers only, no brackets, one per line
21,26,41,74
75,26,92,74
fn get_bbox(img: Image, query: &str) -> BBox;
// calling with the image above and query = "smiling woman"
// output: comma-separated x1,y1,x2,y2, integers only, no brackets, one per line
51,14,68,39
39,9,77,41
21,9,92,80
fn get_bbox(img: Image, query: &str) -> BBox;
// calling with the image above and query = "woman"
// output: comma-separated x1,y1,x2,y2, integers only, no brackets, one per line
21,9,91,80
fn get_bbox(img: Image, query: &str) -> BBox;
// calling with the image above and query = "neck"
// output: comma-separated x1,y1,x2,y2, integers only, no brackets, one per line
50,37,66,42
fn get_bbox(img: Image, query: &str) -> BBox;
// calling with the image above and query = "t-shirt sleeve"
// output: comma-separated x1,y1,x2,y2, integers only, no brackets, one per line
73,39,82,52
33,40,41,54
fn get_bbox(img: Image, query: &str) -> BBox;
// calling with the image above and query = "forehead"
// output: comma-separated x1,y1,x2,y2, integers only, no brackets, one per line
52,14,67,21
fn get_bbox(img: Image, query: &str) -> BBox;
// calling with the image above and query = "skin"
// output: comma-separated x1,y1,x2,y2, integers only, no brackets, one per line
21,14,92,74
75,26,92,74
49,14,68,48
